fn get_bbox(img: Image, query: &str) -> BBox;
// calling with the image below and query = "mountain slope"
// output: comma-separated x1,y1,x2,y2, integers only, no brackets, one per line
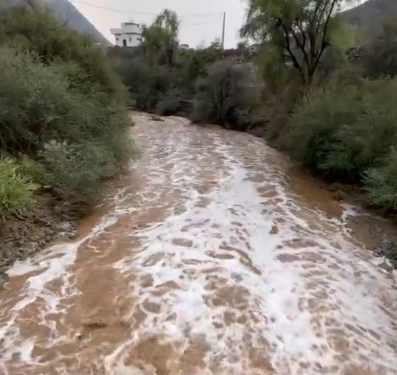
44,0,111,46
5,0,111,46
342,0,397,42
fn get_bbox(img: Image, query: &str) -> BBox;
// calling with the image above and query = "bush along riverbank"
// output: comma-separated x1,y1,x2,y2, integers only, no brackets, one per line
108,3,397,264
109,4,397,217
0,3,135,283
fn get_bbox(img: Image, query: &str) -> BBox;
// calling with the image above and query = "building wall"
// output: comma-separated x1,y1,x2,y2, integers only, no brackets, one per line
113,32,142,47
110,22,142,47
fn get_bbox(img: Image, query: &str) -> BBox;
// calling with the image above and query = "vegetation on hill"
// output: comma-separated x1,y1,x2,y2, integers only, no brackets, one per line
0,3,134,220
108,9,262,127
3,0,396,221
109,0,397,214
343,0,397,44
6,0,110,46
44,0,111,46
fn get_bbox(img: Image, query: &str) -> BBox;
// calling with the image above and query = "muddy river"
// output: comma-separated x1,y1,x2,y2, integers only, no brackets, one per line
1,113,397,375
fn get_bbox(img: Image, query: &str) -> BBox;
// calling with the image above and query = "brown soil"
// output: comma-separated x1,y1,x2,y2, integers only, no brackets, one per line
0,192,79,285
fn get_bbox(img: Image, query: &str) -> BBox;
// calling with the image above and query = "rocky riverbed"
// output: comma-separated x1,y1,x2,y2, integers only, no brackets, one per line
0,193,79,286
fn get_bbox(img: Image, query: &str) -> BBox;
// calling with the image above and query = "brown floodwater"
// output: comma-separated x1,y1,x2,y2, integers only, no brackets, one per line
1,113,397,375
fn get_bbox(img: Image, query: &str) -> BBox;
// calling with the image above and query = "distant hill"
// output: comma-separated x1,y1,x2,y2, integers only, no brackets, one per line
44,0,111,46
342,0,397,43
5,0,111,46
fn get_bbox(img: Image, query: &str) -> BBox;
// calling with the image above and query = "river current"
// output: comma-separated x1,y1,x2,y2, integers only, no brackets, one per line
0,113,397,375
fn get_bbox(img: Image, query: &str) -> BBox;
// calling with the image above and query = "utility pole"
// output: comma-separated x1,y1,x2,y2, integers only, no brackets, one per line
221,12,226,50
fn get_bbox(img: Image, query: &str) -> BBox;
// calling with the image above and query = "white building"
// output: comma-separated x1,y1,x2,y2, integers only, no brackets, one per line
110,21,143,47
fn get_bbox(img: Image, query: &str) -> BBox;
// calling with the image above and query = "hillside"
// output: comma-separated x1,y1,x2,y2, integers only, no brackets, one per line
342,0,397,42
45,0,111,46
5,0,111,46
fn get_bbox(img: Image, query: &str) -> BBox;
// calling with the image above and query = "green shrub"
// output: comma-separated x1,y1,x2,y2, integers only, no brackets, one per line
286,84,359,171
356,20,397,79
359,40,397,79
0,5,134,212
286,77,397,181
155,89,192,116
114,57,175,112
0,46,83,153
0,4,127,102
0,157,36,219
191,59,262,130
17,155,47,185
365,148,397,211
37,141,101,207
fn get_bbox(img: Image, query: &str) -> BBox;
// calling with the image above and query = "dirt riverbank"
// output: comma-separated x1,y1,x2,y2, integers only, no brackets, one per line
0,193,79,286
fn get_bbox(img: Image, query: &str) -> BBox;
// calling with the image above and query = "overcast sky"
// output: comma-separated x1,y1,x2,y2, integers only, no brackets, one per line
70,0,247,48
70,0,365,48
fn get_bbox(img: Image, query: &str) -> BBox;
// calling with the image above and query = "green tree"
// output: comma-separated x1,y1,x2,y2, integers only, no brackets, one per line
191,58,262,130
240,0,352,85
142,9,180,67
0,2,127,102
0,4,134,211
357,18,397,79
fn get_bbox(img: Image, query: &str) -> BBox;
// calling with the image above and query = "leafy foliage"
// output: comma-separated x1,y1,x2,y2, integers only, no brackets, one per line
191,59,262,130
108,12,224,114
240,0,353,85
286,75,397,209
365,148,397,211
0,158,36,220
0,3,134,217
357,20,397,78
141,9,180,67
108,4,397,213
0,3,127,102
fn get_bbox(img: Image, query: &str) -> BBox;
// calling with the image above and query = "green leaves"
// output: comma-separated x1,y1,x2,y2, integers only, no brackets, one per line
191,59,262,130
287,75,397,211
142,8,180,67
0,158,36,220
241,0,350,85
0,4,135,214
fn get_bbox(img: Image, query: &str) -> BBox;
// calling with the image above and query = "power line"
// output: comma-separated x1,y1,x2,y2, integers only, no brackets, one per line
182,20,220,28
70,0,223,19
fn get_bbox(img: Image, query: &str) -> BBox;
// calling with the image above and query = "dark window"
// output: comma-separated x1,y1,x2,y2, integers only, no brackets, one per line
129,37,132,42
122,39,127,47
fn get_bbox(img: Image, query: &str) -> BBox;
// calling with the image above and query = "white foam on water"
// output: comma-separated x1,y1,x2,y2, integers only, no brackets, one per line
1,116,397,375
7,260,46,277
111,128,397,375
0,214,121,363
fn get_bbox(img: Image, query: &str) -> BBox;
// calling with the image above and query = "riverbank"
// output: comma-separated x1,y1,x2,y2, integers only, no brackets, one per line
0,192,79,286
282,161,397,271
0,4,135,282
1,112,396,374
1,112,397,291
147,111,397,269
241,122,397,268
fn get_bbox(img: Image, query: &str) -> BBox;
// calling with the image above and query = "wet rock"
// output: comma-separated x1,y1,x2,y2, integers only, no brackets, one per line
373,249,385,258
0,194,81,283
150,115,164,122
54,231,71,241
33,217,49,226
83,320,108,329
379,260,394,273
55,221,73,233
69,231,78,240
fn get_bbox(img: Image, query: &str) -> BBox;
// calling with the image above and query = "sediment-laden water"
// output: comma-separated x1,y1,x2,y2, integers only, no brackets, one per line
1,113,396,375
